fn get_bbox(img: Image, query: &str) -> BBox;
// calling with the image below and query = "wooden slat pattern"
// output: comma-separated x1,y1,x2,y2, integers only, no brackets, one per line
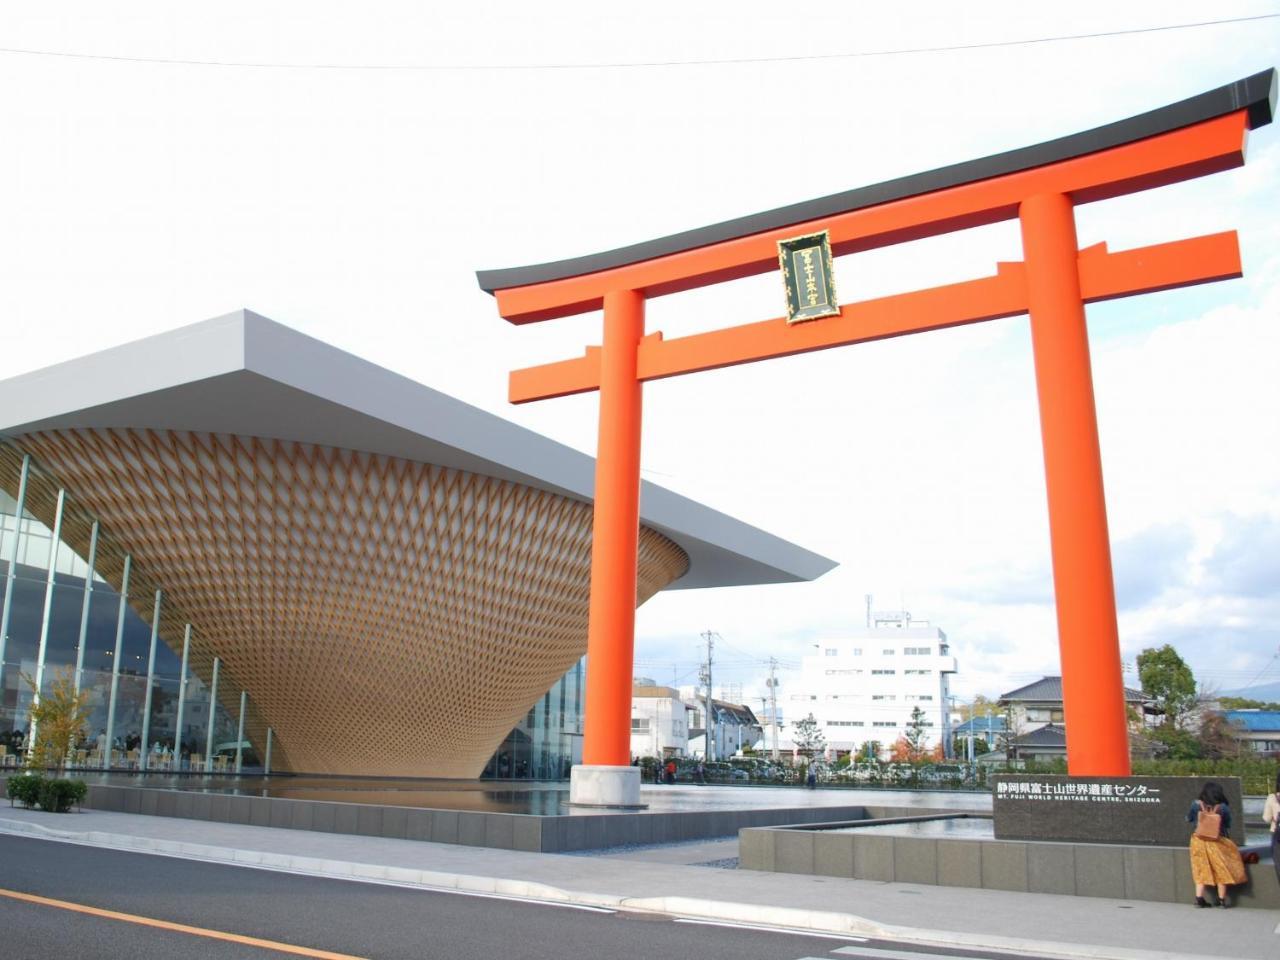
7,429,690,777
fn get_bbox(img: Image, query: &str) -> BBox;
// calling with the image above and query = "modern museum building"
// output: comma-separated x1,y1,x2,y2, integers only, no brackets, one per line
0,311,830,779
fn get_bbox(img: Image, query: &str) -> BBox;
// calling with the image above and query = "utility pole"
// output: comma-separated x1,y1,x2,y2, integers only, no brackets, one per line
699,630,715,762
766,656,780,761
944,694,960,760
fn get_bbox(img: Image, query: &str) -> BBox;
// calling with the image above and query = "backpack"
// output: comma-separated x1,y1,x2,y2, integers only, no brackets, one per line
1195,801,1222,840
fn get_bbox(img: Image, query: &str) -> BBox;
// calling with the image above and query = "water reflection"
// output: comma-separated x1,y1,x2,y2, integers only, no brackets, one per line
75,774,994,817
827,815,992,837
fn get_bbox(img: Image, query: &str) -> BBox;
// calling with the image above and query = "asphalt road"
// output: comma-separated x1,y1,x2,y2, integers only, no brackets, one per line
0,834,1051,960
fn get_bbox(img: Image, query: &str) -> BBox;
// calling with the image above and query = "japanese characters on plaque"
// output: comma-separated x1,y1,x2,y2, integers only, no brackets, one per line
995,780,1161,804
778,231,840,324
991,774,1244,846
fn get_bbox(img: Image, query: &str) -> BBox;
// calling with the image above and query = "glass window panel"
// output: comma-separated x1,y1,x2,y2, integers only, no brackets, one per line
46,581,88,664
118,607,154,673
112,674,148,754
177,672,213,761
15,522,55,571
144,677,181,754
82,589,124,674
80,666,114,750
2,575,46,666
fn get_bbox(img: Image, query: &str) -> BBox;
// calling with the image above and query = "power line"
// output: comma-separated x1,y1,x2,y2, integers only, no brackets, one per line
0,13,1274,72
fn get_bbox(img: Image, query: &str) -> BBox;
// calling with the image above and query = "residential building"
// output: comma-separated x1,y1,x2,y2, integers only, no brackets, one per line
792,611,957,759
1223,710,1280,754
952,714,1007,750
999,676,1148,739
687,699,762,760
630,682,690,759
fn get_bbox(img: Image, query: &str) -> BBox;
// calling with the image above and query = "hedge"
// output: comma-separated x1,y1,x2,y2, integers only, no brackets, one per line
5,775,87,812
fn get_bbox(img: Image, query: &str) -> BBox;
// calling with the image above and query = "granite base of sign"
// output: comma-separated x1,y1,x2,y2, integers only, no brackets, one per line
992,775,1244,846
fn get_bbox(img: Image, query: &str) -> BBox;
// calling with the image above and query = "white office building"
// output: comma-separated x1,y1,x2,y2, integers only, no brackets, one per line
630,683,691,759
791,611,957,758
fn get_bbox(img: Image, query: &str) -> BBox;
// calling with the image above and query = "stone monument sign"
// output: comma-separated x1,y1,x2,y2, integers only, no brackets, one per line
993,774,1245,846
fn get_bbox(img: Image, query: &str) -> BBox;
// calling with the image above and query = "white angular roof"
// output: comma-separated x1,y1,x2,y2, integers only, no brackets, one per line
0,310,835,589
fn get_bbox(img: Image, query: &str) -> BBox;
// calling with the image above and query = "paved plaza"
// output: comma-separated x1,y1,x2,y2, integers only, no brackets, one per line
1,790,1274,960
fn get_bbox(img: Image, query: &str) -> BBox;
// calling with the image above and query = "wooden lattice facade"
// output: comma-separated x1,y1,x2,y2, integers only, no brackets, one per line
2,428,690,777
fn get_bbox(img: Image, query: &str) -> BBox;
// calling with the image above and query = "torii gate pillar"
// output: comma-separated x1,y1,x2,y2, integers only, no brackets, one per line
1021,193,1129,774
570,289,647,806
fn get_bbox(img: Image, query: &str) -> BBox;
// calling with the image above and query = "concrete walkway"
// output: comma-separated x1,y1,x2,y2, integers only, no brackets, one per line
0,806,1273,960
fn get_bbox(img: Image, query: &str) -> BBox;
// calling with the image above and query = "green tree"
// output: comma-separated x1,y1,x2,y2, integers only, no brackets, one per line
1219,696,1280,711
998,703,1023,761
1149,725,1203,759
1137,645,1198,729
952,734,991,757
792,712,826,759
1196,709,1246,759
22,668,92,775
958,695,997,722
903,705,930,762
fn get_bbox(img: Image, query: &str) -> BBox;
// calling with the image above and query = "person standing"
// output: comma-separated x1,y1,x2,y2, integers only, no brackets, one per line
1263,771,1280,887
1187,781,1247,907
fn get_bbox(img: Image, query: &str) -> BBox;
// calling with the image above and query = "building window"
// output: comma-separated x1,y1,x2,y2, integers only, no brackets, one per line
873,721,896,728
871,669,896,675
904,669,932,675
882,648,895,655
871,695,896,701
825,648,838,656
852,648,862,656
904,646,931,655
1027,708,1063,723
630,718,650,731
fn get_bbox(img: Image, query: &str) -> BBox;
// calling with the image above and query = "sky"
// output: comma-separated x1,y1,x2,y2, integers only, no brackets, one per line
0,3,1277,710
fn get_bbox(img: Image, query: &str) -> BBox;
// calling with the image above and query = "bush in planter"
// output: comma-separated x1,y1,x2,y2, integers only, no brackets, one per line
6,773,44,808
36,778,87,813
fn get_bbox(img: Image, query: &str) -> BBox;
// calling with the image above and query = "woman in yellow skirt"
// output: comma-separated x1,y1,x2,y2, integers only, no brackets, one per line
1186,781,1247,907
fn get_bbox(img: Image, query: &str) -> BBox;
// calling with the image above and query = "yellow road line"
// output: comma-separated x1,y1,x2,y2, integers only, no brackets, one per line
0,887,369,960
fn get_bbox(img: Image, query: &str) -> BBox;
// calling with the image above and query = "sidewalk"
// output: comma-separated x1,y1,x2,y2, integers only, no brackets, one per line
1,806,1273,960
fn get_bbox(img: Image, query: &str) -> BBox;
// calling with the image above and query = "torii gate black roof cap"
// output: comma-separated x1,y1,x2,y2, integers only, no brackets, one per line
476,68,1276,295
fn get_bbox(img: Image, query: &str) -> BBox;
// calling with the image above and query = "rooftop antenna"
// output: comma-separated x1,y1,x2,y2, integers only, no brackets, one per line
865,594,872,628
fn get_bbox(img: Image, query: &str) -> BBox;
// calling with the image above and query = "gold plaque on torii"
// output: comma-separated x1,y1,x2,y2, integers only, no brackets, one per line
778,230,840,324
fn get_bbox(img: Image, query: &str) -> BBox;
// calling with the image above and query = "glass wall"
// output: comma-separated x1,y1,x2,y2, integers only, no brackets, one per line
481,658,584,781
0,451,257,774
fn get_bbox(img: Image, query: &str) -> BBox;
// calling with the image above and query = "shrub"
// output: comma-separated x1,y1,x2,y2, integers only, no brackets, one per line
6,774,44,808
36,778,87,813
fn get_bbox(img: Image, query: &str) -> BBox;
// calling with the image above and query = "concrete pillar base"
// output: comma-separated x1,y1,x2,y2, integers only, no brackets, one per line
567,764,646,809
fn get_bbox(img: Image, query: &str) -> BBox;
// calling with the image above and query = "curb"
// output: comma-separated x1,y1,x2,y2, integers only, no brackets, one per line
0,817,1233,960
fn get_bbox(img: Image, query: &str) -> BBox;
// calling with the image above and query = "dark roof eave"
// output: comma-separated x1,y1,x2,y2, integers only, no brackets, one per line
476,69,1276,295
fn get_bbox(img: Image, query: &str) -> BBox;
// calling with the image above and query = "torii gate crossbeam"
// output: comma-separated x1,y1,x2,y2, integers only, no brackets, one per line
478,70,1276,807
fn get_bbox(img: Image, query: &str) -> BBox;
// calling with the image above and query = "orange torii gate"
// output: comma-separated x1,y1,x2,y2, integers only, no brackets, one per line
478,70,1275,806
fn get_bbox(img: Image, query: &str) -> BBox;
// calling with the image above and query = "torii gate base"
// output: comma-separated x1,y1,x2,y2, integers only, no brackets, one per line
477,71,1276,808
